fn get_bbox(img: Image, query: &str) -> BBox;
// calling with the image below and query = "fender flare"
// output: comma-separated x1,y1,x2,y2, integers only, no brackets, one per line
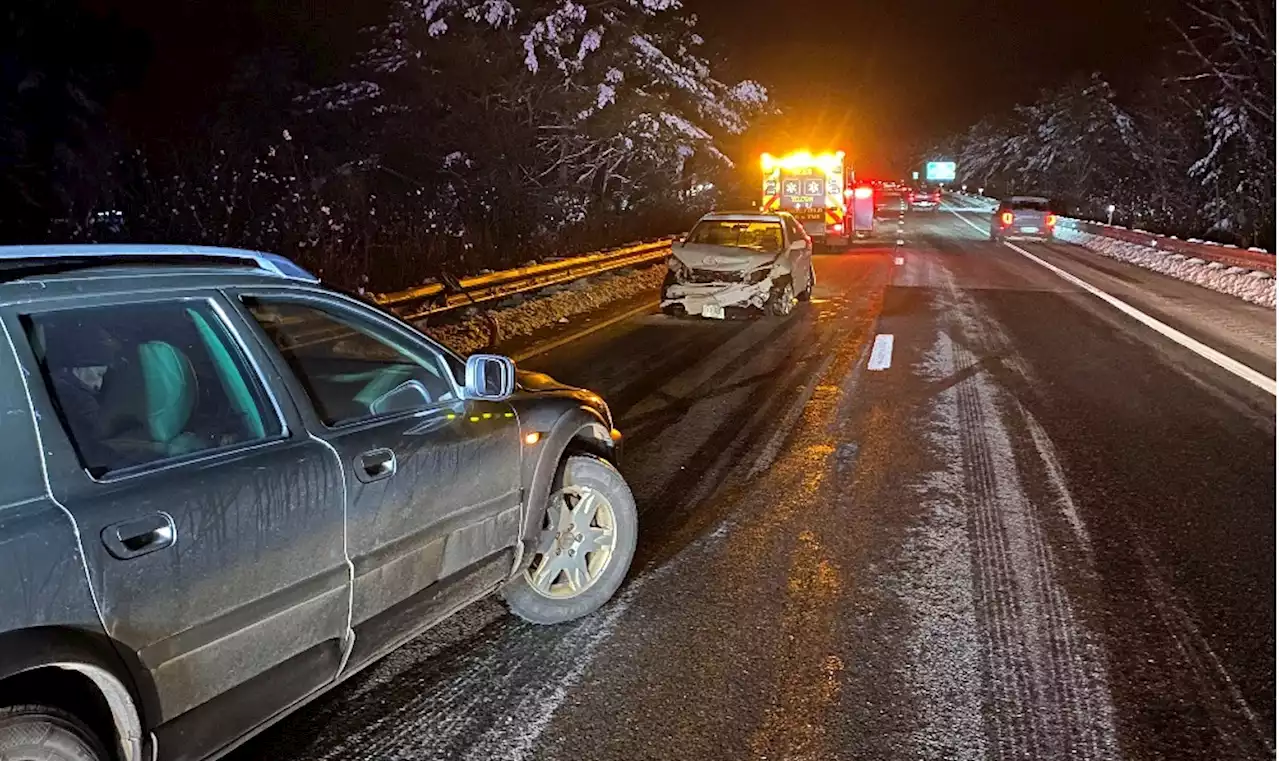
520,406,617,543
0,627,146,761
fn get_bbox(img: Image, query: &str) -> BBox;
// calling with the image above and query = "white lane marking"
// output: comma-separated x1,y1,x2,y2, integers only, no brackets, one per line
868,333,894,371
946,207,1278,396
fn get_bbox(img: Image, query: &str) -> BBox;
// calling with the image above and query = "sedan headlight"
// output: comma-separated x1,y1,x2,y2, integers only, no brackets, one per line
667,256,690,279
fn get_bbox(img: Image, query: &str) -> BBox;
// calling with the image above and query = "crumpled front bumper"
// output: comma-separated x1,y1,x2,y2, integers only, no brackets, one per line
660,278,774,314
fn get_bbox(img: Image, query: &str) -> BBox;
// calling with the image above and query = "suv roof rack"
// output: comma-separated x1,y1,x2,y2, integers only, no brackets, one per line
0,244,318,282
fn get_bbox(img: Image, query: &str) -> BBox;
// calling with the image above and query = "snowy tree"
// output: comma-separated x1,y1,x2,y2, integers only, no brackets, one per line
301,0,769,267
1178,0,1275,245
940,75,1144,219
938,0,1274,249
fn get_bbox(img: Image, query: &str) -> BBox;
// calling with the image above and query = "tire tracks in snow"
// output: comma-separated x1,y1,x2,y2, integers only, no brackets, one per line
907,258,1119,760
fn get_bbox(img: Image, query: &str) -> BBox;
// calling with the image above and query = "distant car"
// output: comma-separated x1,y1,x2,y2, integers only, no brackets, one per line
991,196,1057,241
908,187,941,212
661,210,814,319
0,244,637,761
875,189,905,218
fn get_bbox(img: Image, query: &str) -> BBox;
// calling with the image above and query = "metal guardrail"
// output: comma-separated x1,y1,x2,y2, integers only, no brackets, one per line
948,193,1276,275
1059,218,1276,275
372,238,676,319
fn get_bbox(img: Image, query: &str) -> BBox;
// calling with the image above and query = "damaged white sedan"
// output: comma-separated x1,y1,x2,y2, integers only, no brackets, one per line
660,211,815,319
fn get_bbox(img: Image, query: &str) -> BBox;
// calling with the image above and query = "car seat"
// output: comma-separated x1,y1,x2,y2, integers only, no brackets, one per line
96,341,208,467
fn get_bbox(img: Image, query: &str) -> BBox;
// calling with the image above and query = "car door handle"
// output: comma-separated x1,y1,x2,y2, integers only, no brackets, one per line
102,513,176,560
355,448,397,483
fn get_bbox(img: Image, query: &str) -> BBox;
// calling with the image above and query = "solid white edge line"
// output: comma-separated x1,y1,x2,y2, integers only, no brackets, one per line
945,205,1277,396
868,333,894,371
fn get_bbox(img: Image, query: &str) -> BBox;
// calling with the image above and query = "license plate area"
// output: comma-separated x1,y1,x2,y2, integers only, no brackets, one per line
1020,226,1040,233
701,304,726,320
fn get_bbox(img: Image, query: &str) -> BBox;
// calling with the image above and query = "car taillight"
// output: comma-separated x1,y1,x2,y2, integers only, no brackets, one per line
1045,214,1057,227
1000,211,1013,226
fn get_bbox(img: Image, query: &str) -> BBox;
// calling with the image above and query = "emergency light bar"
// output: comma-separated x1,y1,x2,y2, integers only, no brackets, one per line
760,151,846,173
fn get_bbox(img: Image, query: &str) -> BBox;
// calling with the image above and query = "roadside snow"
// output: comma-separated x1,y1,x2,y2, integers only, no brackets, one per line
420,264,665,354
1055,227,1276,308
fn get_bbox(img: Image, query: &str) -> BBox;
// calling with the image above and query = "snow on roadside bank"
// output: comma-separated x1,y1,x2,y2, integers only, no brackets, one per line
419,263,666,355
1055,227,1276,308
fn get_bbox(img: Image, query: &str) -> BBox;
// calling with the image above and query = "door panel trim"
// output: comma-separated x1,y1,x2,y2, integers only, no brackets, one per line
153,637,343,761
350,493,521,627
136,565,349,669
138,567,349,720
345,548,514,677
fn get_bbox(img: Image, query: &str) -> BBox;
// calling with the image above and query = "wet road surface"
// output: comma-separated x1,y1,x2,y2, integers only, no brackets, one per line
234,203,1275,761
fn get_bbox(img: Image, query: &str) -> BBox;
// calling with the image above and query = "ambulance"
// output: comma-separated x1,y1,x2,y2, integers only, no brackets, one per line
760,151,875,249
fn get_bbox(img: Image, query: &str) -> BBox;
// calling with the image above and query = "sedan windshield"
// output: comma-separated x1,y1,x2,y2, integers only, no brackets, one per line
687,220,784,255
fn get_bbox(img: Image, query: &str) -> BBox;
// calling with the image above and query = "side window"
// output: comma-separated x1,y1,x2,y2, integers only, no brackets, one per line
242,297,457,427
24,301,282,477
786,216,806,241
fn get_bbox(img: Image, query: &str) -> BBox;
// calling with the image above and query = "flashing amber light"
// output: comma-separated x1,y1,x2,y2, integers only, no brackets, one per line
853,186,873,200
1000,211,1014,226
610,428,623,442
1046,214,1057,227
524,431,542,446
761,150,845,173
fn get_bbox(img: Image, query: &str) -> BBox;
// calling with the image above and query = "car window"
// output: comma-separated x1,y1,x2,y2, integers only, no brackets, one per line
787,217,807,241
687,220,784,254
1010,199,1051,211
23,300,281,477
243,297,457,426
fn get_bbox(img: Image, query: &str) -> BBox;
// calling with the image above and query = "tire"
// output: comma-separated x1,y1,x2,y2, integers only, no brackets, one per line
764,279,795,317
0,705,110,761
660,269,677,298
797,264,815,302
503,456,638,625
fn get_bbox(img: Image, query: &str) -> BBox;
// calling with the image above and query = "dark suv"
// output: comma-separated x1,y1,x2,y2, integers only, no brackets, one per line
0,245,637,761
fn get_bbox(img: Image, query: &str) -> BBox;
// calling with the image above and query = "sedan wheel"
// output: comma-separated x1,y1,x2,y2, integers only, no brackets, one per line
503,456,638,624
526,485,618,599
797,265,815,302
765,281,795,316
0,706,109,761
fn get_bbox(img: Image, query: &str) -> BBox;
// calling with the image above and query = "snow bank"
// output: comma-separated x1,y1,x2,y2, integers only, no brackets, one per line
421,263,666,354
1055,227,1276,308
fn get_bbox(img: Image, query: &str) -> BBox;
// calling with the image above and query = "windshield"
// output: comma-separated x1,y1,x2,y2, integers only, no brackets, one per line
1009,199,1051,211
686,220,784,255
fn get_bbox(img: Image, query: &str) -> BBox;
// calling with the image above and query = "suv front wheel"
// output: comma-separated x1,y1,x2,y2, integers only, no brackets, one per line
504,455,638,624
0,705,110,761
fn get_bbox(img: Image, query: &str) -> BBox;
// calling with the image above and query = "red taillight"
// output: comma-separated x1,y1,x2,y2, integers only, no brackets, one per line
931,192,940,200
1046,214,1057,227
832,223,844,233
1000,211,1014,226
854,186,873,199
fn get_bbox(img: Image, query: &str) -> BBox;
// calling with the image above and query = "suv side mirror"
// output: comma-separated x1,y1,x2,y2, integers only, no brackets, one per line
370,379,432,416
465,354,516,400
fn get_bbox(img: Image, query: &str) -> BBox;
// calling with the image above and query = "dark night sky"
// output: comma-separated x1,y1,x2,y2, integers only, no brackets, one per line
688,0,1189,176
85,0,1189,177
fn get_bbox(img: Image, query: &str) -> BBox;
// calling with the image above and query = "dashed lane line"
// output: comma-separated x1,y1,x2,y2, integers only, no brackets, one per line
867,334,894,371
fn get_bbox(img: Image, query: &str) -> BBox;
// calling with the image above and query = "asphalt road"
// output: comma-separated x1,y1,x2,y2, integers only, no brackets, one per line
234,204,1275,761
